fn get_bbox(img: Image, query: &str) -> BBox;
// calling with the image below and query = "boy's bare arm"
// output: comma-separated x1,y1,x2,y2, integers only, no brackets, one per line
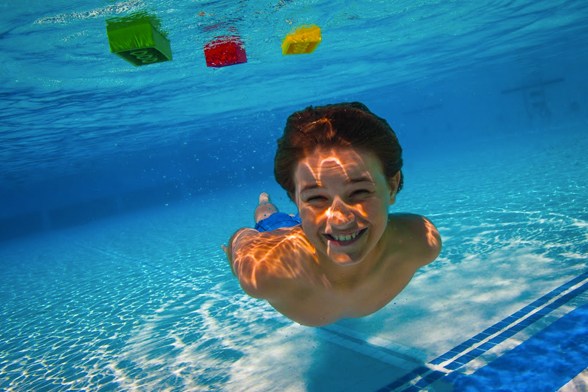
223,228,294,300
223,226,316,301
222,228,258,275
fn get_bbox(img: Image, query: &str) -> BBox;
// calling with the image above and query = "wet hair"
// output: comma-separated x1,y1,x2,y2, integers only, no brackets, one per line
274,102,403,199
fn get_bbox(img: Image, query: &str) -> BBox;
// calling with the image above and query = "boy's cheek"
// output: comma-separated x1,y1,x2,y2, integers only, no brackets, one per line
299,207,326,226
299,210,313,228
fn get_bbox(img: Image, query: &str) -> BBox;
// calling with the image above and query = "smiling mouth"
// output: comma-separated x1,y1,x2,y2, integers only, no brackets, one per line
324,228,367,246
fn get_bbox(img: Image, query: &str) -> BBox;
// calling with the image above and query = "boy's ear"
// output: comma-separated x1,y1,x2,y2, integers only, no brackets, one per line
388,172,402,204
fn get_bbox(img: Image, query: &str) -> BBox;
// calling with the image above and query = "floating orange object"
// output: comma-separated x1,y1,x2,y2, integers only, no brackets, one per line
204,36,247,67
281,25,321,55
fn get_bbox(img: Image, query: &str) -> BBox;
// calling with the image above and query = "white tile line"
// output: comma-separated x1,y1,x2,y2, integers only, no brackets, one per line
383,278,588,391
432,272,588,372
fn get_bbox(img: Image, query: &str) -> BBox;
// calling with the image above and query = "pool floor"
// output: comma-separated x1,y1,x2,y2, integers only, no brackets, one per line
0,198,586,391
1,125,587,391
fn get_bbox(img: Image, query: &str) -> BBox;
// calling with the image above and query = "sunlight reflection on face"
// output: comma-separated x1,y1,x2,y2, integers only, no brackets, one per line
294,147,392,266
232,147,395,293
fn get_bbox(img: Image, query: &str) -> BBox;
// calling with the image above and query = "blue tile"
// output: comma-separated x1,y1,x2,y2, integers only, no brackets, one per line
512,309,531,318
495,327,518,340
483,325,502,334
451,305,588,392
375,366,429,392
445,360,464,371
503,315,520,323
535,306,553,316
430,354,454,365
414,370,446,388
477,341,498,351
404,274,588,392
507,321,528,334
400,386,422,392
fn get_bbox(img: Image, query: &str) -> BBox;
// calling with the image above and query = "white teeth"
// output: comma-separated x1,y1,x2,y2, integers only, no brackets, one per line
332,231,359,241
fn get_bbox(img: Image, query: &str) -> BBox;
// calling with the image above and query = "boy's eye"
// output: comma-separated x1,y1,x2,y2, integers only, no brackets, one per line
306,195,327,202
351,189,371,197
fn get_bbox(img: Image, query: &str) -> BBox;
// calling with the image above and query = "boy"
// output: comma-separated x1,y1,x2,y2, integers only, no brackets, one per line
223,102,441,326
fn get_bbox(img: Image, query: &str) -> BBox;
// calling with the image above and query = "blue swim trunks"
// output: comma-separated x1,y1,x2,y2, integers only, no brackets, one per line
254,212,301,232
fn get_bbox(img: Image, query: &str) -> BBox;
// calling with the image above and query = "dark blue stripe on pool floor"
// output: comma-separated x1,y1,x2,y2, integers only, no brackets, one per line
448,304,588,391
376,270,588,391
431,270,588,369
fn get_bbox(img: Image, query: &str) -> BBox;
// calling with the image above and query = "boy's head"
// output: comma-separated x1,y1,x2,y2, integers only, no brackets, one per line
274,102,404,200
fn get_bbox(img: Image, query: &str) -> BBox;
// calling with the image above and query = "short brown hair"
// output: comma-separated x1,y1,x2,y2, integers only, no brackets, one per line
274,102,403,199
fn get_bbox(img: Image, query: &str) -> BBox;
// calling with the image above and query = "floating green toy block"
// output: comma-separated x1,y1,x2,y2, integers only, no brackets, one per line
106,15,172,66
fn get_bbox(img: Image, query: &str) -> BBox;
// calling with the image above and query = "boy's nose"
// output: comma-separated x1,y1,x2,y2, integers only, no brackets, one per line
326,199,355,226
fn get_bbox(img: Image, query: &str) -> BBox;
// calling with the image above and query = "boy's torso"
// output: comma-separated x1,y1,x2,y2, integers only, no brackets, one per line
260,215,426,326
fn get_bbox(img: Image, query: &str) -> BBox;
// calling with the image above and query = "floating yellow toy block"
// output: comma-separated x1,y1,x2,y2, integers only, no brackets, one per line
281,25,321,55
106,14,172,66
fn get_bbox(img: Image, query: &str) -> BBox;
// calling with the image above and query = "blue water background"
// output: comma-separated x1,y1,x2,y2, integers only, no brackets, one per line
1,0,587,390
1,0,587,228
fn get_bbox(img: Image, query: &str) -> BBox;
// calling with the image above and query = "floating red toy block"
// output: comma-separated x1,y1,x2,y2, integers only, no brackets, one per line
204,36,247,68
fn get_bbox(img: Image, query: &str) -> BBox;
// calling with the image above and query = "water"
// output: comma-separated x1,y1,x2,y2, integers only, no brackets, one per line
1,0,588,391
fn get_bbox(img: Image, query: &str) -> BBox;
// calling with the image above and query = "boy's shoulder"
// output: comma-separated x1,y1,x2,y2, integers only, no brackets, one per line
387,213,442,267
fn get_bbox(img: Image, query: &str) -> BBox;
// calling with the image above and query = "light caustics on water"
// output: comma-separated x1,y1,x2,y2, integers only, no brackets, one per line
1,0,587,390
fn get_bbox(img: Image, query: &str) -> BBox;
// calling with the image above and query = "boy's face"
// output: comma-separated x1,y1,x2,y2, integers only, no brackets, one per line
293,147,398,266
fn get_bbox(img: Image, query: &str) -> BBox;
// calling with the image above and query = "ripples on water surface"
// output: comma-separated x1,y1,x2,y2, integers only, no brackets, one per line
1,0,587,390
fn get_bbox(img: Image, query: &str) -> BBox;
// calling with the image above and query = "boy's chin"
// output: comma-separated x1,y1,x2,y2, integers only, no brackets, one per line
326,252,363,266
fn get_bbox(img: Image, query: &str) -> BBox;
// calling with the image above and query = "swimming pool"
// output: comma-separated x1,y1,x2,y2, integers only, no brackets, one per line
1,0,587,391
